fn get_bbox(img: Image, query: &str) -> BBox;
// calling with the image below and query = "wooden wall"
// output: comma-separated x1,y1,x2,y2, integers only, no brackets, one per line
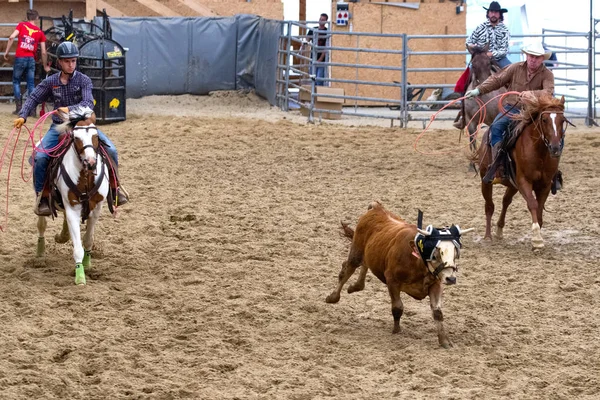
0,0,284,24
329,0,467,105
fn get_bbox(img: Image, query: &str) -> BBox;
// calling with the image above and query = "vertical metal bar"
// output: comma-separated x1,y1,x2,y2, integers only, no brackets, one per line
592,19,600,119
402,34,408,128
309,28,317,123
587,7,596,127
355,35,359,113
283,21,292,112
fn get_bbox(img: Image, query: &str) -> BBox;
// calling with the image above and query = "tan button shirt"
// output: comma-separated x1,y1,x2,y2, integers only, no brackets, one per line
477,61,555,107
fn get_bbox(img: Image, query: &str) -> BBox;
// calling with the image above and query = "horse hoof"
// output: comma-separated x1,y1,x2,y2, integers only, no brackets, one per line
54,234,69,244
325,293,340,304
532,241,545,250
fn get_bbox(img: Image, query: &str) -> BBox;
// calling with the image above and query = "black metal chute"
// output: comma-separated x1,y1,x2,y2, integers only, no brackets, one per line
79,38,126,124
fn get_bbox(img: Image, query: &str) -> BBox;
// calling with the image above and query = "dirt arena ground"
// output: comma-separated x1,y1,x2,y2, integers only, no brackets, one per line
0,93,599,399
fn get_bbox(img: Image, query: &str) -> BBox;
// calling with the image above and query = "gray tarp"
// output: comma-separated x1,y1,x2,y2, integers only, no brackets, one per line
103,14,282,105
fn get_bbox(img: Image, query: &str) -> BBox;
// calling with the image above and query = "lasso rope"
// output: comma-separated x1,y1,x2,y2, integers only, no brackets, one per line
0,110,72,231
413,90,522,155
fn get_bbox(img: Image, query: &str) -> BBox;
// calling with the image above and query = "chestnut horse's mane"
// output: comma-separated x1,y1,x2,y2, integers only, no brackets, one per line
514,94,565,131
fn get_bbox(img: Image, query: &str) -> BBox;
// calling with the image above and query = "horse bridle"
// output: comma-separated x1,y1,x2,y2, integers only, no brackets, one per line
72,126,99,169
534,110,574,151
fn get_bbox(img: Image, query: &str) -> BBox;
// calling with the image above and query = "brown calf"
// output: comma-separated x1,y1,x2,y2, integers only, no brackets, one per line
325,201,473,348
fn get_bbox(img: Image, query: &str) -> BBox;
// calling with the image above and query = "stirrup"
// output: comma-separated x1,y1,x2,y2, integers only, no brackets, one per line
34,195,52,216
453,119,465,130
114,186,130,206
482,164,497,184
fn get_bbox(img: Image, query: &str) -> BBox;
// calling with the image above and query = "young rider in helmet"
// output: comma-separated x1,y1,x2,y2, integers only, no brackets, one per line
13,41,129,216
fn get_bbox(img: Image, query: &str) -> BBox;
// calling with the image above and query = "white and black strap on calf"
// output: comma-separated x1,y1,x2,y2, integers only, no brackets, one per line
414,224,462,276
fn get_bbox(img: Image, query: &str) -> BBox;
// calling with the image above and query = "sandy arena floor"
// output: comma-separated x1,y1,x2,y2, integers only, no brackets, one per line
0,92,599,399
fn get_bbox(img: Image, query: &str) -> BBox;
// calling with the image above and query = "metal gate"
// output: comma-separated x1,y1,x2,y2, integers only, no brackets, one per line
278,21,598,128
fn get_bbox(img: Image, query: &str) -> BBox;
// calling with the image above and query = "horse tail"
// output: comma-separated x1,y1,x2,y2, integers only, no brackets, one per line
468,128,491,167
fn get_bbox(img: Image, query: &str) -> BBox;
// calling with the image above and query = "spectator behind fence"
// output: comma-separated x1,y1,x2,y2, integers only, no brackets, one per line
543,44,558,69
307,13,329,87
3,9,50,116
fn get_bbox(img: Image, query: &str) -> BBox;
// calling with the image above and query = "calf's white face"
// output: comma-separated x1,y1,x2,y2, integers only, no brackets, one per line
428,241,459,285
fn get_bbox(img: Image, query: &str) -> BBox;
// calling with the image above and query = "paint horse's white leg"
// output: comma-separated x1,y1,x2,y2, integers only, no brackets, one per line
36,216,47,258
82,205,103,270
64,205,86,285
54,215,70,244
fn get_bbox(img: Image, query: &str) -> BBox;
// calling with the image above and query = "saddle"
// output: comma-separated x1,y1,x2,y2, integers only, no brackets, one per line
484,121,521,187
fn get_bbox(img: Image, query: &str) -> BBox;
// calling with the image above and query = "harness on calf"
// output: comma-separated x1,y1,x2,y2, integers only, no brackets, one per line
414,210,463,276
414,225,462,276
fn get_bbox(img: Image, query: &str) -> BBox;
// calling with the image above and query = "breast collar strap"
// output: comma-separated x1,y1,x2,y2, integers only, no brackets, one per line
59,159,105,202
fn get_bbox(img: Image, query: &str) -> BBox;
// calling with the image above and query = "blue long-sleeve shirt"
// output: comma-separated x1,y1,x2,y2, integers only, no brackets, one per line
19,70,95,124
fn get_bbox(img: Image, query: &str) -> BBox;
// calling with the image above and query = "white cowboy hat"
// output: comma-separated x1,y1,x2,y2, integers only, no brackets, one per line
521,42,552,60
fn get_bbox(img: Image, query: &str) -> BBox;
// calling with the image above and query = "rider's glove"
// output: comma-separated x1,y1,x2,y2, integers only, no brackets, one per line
57,107,70,120
519,91,534,101
465,88,480,99
13,117,25,129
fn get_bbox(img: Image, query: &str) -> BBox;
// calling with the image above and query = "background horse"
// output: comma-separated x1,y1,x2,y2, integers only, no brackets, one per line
474,95,568,249
36,106,110,285
463,45,506,151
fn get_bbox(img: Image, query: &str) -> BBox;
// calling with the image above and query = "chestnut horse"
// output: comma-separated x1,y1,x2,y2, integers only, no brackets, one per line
463,45,506,152
474,95,569,249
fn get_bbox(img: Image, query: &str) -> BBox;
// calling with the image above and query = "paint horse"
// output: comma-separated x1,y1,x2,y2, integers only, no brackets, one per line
474,94,571,249
36,106,110,285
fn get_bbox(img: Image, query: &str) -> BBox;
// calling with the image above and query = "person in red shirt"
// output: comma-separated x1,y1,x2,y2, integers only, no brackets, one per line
3,9,50,115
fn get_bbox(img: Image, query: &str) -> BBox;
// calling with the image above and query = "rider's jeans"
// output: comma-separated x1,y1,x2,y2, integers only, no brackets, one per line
33,123,118,193
496,56,511,69
490,105,520,147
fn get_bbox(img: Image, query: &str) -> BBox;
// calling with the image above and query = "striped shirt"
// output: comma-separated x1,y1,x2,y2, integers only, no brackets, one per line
477,61,555,107
20,71,95,124
466,21,510,61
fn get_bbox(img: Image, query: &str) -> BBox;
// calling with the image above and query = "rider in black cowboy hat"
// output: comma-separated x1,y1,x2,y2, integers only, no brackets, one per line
453,1,512,130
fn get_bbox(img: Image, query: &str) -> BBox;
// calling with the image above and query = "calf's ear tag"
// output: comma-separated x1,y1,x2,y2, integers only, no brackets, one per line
410,241,420,258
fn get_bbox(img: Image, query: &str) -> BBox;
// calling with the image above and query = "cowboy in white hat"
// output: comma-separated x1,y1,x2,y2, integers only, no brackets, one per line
464,41,555,184
521,42,553,61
